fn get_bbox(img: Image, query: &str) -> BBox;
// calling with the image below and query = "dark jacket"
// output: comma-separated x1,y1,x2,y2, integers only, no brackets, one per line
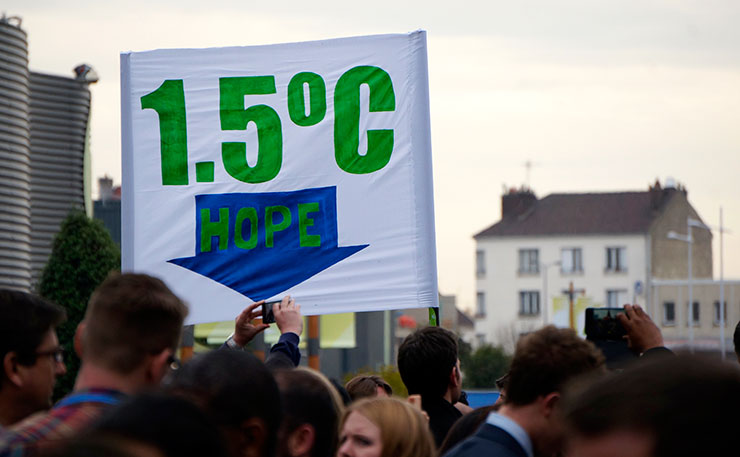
422,396,463,447
442,423,528,457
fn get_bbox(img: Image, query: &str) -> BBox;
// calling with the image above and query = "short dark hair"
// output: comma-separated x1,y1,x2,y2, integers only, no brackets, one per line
83,273,188,374
397,326,458,398
734,320,740,359
505,326,605,406
274,368,343,457
564,355,740,457
168,350,282,457
345,375,393,401
0,290,65,372
89,392,229,457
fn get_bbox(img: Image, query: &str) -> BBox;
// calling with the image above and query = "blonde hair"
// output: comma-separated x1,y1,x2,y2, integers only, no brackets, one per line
342,397,436,457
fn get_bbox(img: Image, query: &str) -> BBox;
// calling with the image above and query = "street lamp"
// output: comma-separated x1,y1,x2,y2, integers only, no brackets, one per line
667,217,710,352
541,260,561,325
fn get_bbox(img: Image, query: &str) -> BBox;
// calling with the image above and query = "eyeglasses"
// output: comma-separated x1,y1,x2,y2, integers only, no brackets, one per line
36,347,65,364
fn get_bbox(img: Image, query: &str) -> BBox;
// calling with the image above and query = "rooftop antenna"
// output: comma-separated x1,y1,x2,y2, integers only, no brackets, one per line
524,160,538,190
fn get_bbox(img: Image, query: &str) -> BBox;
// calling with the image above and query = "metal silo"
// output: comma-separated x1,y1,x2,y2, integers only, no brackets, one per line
29,71,92,284
0,15,32,291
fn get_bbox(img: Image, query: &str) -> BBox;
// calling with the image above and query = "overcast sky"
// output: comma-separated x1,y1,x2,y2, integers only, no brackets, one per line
8,0,740,312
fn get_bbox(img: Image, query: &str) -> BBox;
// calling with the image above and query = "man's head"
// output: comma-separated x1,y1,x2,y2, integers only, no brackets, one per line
345,375,392,402
168,350,282,457
564,355,740,457
0,290,66,425
397,326,460,400
274,368,344,457
80,273,187,383
501,326,605,456
87,392,230,457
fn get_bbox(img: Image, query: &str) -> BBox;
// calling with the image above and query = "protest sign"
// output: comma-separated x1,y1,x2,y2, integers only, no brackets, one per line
121,31,437,324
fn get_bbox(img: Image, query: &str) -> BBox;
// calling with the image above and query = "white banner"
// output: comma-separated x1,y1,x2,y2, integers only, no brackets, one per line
121,32,437,324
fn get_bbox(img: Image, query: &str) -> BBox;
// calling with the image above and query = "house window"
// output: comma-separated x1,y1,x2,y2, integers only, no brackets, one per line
663,302,675,326
519,291,540,316
686,301,700,326
606,289,628,307
561,248,583,273
713,301,727,326
476,250,486,277
605,247,627,272
476,292,486,317
518,249,539,274
476,334,486,347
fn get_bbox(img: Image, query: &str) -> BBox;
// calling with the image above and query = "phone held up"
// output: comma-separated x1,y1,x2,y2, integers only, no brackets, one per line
584,307,637,369
261,300,281,324
584,307,627,341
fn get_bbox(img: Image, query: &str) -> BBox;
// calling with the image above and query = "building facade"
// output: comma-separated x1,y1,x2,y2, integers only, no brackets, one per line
473,182,713,351
651,280,740,354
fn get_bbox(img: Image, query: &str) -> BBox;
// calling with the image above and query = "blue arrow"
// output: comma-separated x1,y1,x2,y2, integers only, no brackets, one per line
168,186,368,301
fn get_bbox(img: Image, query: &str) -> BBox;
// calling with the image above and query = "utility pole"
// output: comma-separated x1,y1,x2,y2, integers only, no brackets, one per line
562,281,585,330
668,217,711,353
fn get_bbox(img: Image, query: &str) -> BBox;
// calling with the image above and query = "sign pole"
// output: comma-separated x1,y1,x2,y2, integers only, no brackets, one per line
308,315,320,370
428,307,439,326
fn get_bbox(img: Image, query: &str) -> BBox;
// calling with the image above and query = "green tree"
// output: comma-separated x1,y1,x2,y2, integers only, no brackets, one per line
462,344,511,389
38,210,120,399
458,337,473,368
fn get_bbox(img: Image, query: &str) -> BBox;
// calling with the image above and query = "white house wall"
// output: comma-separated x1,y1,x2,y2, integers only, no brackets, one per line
475,234,648,350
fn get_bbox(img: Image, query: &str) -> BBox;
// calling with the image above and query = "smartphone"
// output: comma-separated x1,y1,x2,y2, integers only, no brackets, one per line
585,307,637,370
261,300,280,324
584,307,626,341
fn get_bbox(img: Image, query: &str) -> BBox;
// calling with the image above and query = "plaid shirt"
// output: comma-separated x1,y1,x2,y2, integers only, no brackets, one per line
0,388,125,457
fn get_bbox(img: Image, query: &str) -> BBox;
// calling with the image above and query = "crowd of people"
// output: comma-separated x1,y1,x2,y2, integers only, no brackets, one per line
1,272,739,457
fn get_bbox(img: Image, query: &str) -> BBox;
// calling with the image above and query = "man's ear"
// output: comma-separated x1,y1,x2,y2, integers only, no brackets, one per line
541,392,560,418
3,352,23,387
287,424,316,457
239,417,267,457
145,349,173,385
73,321,86,358
449,365,461,388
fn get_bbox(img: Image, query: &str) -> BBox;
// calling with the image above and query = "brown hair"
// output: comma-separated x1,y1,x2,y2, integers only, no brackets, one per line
345,375,393,401
275,368,344,457
82,273,188,374
342,397,436,457
564,355,740,457
505,326,605,406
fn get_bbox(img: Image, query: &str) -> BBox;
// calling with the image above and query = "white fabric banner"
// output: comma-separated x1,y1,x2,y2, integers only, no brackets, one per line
121,32,438,325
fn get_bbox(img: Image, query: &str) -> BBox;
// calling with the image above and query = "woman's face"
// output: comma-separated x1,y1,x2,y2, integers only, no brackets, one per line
337,411,383,457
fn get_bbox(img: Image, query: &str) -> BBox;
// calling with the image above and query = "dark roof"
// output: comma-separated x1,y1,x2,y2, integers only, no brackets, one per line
475,191,678,238
456,309,475,328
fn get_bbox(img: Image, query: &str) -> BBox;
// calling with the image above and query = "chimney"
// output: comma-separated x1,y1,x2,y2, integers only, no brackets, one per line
649,179,662,210
502,188,537,218
649,178,685,211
